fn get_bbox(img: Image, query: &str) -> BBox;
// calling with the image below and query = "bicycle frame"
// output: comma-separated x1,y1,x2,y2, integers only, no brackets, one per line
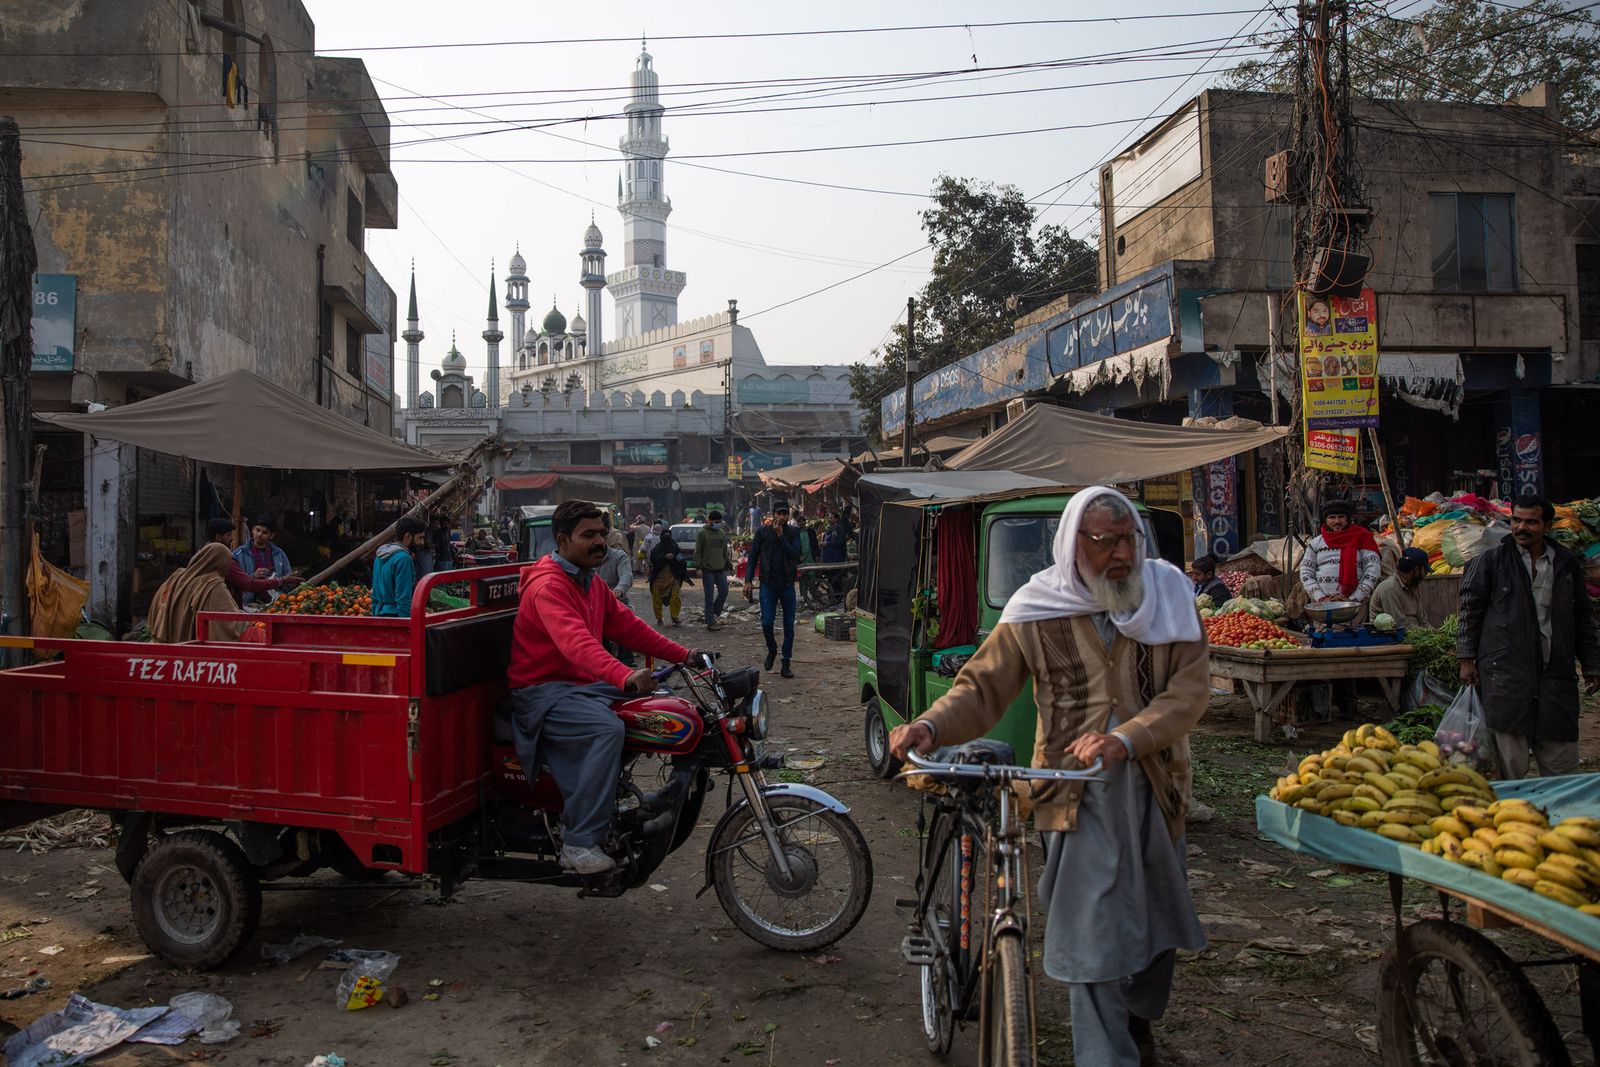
900,753,1102,1063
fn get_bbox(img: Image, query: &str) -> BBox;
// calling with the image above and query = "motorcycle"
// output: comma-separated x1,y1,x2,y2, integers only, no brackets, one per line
468,655,874,951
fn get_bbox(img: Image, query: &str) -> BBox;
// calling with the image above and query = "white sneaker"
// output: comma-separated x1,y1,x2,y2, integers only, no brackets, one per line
560,844,616,874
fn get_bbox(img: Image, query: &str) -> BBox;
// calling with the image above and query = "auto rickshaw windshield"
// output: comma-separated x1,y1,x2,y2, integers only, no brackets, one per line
984,511,1162,607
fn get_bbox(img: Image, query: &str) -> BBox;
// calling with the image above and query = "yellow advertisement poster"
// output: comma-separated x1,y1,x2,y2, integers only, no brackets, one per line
1298,289,1380,429
1305,428,1360,475
726,455,744,480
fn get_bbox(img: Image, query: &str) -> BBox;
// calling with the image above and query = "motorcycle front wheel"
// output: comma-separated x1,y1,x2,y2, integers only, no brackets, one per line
710,796,872,951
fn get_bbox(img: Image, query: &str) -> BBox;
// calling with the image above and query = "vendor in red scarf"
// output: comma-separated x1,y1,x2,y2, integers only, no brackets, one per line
1299,499,1382,604
1298,499,1382,719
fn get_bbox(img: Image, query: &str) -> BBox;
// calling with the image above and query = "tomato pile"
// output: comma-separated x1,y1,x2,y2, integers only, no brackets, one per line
1205,612,1297,648
260,582,373,616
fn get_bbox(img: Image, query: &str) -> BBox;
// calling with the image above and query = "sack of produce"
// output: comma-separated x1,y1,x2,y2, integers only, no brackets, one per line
1440,521,1502,569
1435,685,1490,772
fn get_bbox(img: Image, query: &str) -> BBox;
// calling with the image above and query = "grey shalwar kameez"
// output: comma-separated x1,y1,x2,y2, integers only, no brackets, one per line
1033,615,1206,1065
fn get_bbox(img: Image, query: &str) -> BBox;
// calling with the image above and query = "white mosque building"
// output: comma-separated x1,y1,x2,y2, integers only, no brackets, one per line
397,46,859,509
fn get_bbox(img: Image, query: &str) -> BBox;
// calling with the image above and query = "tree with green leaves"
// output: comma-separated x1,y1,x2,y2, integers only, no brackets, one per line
848,175,1096,442
1226,0,1600,130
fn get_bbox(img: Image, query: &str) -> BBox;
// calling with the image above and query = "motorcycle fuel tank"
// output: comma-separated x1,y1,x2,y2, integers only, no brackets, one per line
614,695,704,755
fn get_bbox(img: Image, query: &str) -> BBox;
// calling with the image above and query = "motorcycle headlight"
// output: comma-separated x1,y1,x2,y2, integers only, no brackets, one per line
747,690,768,740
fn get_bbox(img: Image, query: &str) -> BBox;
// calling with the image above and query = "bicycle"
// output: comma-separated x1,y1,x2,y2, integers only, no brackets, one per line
898,744,1103,1067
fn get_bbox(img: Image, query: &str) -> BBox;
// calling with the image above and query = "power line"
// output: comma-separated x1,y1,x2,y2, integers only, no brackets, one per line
0,11,1284,59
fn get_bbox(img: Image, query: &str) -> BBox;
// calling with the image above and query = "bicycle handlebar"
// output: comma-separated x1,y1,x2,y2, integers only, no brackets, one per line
900,750,1104,783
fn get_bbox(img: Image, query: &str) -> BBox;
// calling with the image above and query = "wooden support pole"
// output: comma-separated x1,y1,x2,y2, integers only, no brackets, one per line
301,463,479,589
1366,428,1405,550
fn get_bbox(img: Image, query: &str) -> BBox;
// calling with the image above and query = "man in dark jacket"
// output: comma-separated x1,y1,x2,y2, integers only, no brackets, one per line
1458,494,1600,779
744,501,801,677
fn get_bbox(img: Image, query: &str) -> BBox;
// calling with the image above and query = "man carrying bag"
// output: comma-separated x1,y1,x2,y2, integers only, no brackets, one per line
1458,494,1600,779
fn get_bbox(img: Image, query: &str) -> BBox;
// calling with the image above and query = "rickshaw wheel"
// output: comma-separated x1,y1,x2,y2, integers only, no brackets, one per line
1377,919,1569,1067
131,830,261,970
864,699,902,779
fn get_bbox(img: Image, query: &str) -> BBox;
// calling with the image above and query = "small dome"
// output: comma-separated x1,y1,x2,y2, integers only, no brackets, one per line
583,222,604,248
441,341,467,370
507,248,526,276
542,305,567,335
570,312,587,335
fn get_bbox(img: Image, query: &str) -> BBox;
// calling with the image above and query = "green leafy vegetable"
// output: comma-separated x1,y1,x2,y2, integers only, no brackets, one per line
1406,616,1460,694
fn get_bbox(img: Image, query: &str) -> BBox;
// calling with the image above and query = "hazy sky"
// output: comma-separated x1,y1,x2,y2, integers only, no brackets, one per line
303,1,1282,384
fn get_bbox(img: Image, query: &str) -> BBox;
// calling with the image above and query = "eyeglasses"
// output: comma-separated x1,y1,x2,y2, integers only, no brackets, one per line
1077,530,1145,551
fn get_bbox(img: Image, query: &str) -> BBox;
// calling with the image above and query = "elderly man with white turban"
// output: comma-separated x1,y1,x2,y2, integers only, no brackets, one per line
891,486,1209,1066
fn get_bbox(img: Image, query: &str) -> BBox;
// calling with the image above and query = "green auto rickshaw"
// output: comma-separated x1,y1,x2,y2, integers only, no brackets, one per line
855,471,1185,776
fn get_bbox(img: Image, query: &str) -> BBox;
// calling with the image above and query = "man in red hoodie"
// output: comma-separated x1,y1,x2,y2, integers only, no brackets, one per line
508,500,712,875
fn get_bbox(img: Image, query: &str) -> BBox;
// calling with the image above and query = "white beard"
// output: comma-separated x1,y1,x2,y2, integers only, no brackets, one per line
1083,566,1146,616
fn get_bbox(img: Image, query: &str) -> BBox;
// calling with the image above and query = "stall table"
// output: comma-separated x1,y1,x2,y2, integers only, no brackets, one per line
1208,641,1412,742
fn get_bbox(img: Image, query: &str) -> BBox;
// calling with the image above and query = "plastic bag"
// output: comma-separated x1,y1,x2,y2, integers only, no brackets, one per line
1434,685,1490,771
333,950,400,1010
1405,671,1456,712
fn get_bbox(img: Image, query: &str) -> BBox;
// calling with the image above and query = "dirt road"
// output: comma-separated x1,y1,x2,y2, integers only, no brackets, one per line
3,603,1596,1065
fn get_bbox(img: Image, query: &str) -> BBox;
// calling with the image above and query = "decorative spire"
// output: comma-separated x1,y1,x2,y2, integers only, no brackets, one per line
406,262,418,322
487,267,498,321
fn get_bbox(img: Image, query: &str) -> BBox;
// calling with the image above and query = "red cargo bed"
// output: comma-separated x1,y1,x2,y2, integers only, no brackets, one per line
0,567,521,874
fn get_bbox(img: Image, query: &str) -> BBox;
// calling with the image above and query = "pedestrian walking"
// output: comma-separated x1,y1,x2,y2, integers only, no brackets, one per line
1458,494,1600,779
648,527,692,627
695,510,733,628
890,486,1208,1066
745,500,801,677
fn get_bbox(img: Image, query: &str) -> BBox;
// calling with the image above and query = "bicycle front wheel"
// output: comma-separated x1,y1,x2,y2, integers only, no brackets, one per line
983,929,1032,1067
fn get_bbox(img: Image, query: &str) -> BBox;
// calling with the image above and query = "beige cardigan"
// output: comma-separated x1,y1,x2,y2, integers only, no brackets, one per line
915,617,1209,839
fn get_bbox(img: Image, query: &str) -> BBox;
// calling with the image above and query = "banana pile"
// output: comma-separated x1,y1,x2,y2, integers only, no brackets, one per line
1268,723,1600,914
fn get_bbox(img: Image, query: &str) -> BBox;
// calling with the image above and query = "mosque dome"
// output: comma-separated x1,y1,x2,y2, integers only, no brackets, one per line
441,339,467,371
507,247,527,277
542,305,567,335
583,221,604,249
570,312,587,336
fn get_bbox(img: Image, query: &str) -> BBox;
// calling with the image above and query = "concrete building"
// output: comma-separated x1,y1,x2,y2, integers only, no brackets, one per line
886,86,1600,556
8,0,400,626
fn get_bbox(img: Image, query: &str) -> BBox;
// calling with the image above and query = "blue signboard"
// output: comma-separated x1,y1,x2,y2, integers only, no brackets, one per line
735,451,793,474
31,274,77,372
883,264,1176,434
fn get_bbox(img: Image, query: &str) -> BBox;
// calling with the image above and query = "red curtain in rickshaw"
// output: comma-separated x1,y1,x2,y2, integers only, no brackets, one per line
933,509,977,649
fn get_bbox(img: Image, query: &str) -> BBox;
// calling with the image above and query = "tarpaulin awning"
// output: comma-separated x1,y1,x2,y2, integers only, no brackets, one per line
944,404,1287,484
37,369,456,471
759,459,844,488
497,473,559,490
851,434,977,465
557,473,616,489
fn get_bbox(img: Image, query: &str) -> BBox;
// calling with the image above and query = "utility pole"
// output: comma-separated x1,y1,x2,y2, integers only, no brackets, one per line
724,299,737,485
0,116,38,665
1284,0,1367,539
901,297,916,468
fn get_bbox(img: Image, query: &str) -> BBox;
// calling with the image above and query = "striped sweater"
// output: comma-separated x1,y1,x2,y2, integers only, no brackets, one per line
915,617,1209,840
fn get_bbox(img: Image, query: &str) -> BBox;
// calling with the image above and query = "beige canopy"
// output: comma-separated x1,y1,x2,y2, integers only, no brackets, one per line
944,404,1288,484
758,459,844,489
39,369,456,471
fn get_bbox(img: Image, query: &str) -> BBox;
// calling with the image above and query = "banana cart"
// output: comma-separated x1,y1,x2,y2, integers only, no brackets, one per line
1257,775,1600,1065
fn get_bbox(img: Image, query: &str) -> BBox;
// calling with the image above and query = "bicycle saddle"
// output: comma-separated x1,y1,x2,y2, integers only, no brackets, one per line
929,739,1015,766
